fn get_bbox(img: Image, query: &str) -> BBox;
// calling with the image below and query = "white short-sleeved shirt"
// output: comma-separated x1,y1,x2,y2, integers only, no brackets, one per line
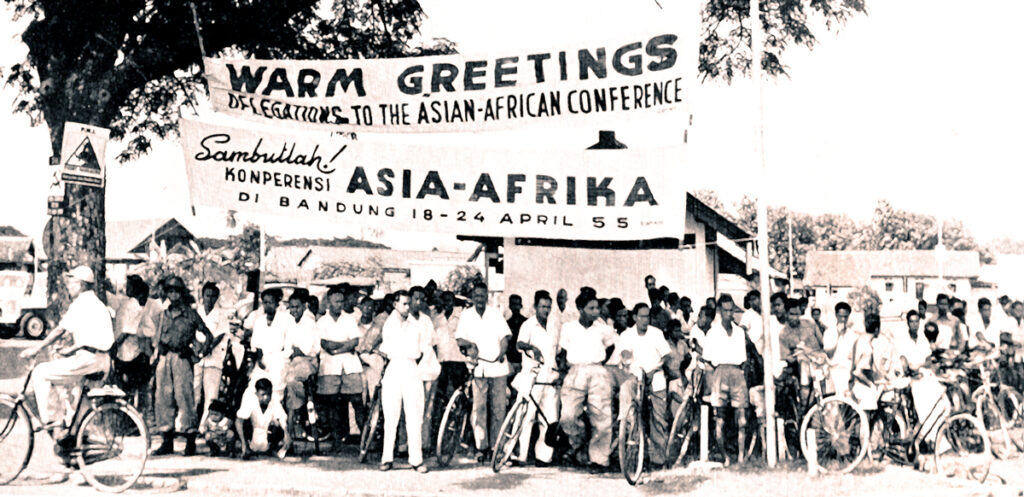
967,316,1001,349
316,312,363,376
740,309,763,353
518,316,558,382
236,392,287,452
455,306,512,377
432,308,466,363
282,311,319,357
608,326,671,375
823,324,860,372
929,316,959,350
249,310,287,360
701,321,746,367
198,304,231,368
60,291,115,352
894,331,932,371
559,319,617,366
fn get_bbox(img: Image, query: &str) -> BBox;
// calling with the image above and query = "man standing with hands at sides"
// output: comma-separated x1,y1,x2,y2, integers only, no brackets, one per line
558,291,618,473
195,282,230,427
21,266,114,457
456,282,512,463
511,290,560,467
701,294,748,465
152,276,214,456
379,291,433,473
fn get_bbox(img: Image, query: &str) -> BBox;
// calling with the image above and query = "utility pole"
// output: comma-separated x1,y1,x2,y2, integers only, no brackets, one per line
787,213,794,293
751,0,777,468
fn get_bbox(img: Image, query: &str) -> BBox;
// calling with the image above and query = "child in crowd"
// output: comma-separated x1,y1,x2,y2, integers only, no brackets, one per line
235,378,290,459
202,399,236,457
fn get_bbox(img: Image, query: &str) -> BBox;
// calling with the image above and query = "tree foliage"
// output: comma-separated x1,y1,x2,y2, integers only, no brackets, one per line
712,193,989,280
701,0,867,81
442,265,483,298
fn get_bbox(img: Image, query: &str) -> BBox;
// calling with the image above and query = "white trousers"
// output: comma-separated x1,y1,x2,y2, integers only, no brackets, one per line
516,383,559,463
381,361,425,466
33,351,109,425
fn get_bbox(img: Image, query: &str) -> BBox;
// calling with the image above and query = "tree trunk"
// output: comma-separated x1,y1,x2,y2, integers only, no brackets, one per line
45,123,107,324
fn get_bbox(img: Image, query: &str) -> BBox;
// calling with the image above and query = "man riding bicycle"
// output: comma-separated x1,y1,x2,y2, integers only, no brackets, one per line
19,265,114,454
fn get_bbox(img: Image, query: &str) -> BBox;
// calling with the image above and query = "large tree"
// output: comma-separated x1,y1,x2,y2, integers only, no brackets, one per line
3,0,448,319
3,0,865,320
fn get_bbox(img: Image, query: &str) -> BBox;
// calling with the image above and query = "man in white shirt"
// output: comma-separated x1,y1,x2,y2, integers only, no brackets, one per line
702,294,748,464
822,302,858,398
22,266,114,437
236,378,289,459
455,282,512,462
968,298,1001,351
558,292,618,472
317,286,364,447
511,290,560,466
281,290,319,449
195,282,230,426
379,291,433,473
247,288,289,398
607,303,672,467
929,294,964,352
426,291,467,449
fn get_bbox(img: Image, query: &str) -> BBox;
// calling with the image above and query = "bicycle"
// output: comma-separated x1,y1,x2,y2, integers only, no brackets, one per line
617,362,650,485
967,349,1024,457
870,362,992,482
436,355,497,468
358,353,389,463
664,351,710,468
0,358,149,493
490,351,560,473
796,348,870,474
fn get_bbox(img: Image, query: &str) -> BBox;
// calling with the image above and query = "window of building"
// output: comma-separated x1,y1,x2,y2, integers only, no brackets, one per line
885,281,894,292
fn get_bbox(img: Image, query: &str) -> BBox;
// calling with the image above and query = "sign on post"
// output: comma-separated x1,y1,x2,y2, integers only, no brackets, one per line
60,122,109,188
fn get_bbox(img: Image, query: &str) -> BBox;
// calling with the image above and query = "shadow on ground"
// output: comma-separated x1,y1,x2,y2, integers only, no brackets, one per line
458,472,530,491
144,468,225,479
642,474,708,495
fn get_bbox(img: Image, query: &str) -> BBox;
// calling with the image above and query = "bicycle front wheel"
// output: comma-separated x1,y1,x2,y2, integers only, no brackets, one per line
665,397,696,468
0,397,33,485
619,403,645,485
76,402,148,493
974,391,1015,459
492,398,528,473
799,396,868,474
934,412,991,483
436,388,472,468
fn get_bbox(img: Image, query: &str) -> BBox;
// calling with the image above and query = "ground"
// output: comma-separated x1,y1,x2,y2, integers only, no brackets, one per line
1,341,1022,496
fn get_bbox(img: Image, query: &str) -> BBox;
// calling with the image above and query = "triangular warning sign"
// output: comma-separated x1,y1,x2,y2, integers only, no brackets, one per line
64,138,101,172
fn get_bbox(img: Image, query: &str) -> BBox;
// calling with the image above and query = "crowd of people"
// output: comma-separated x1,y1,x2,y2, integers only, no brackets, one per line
23,265,1024,474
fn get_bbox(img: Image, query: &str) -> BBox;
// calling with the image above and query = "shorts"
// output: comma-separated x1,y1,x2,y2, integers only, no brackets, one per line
318,373,363,395
710,364,748,408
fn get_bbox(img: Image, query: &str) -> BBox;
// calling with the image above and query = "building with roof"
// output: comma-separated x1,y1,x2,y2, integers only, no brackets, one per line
803,250,981,317
459,192,786,309
264,245,480,295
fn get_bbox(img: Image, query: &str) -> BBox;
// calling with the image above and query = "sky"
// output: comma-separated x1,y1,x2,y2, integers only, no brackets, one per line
0,0,1022,248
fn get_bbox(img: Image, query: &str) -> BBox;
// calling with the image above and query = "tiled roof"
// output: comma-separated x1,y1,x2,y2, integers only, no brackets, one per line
803,250,980,287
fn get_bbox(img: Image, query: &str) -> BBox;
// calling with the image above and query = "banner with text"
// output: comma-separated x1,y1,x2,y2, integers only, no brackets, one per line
181,119,685,240
204,20,698,133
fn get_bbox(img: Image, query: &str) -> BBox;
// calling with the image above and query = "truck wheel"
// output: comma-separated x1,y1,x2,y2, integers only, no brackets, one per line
20,313,46,339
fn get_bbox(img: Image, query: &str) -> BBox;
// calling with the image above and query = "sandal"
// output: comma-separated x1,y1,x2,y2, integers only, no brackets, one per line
412,464,429,474
379,462,392,472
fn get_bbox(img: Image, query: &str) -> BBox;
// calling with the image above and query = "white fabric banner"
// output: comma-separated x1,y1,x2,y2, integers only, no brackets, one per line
204,19,699,133
180,118,686,240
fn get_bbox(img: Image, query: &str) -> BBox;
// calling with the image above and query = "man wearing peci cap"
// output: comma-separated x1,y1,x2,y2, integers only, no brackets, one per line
151,276,214,456
21,265,115,449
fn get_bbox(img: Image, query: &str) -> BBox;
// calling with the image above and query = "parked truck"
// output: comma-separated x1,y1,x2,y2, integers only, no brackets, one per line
0,236,48,339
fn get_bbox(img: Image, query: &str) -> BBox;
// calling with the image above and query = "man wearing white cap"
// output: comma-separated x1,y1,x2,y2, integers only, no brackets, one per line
20,265,115,442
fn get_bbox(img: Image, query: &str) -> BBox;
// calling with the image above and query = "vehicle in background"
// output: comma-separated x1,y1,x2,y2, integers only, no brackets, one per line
0,236,48,339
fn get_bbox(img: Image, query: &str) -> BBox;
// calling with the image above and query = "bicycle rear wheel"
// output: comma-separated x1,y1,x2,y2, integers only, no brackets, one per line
665,397,696,469
869,408,906,462
934,412,991,483
995,387,1024,451
358,391,383,464
491,399,528,473
619,403,645,485
799,397,868,474
436,388,472,468
0,397,33,485
77,402,148,493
